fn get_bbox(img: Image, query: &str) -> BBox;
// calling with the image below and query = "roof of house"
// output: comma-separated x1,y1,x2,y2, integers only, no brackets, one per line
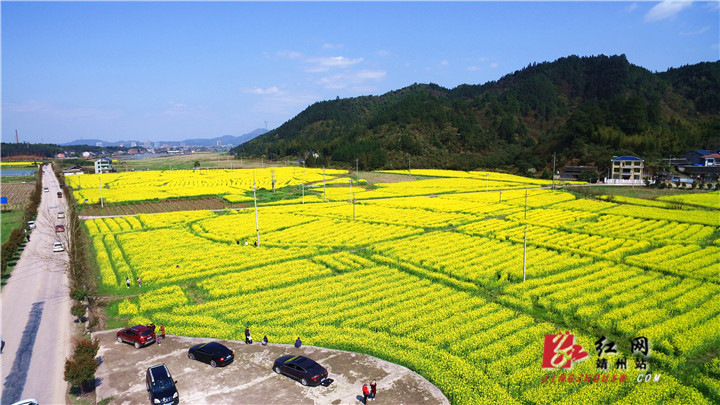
701,154,720,159
611,156,643,161
690,149,712,156
95,157,112,162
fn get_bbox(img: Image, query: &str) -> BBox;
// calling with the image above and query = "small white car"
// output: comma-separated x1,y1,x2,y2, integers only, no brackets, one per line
27,221,36,230
43,187,49,192
53,242,64,252
57,211,65,219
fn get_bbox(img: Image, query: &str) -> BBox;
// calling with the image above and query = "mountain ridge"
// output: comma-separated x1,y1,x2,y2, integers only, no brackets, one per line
234,54,719,174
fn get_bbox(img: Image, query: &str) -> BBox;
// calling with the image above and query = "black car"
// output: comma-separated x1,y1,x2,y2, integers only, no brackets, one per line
188,342,234,367
273,355,329,386
146,364,179,405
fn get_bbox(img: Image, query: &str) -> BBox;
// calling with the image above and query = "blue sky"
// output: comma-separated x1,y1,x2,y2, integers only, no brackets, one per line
2,1,718,145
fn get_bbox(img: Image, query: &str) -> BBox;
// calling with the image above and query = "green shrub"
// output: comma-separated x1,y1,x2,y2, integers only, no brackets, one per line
64,338,100,393
71,302,86,320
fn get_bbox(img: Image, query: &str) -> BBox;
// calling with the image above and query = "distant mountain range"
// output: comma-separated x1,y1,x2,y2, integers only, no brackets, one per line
62,128,268,147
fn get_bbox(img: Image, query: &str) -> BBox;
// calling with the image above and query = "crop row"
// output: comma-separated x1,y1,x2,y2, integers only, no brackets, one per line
371,231,592,284
658,191,720,209
120,263,709,404
499,259,720,357
624,244,720,282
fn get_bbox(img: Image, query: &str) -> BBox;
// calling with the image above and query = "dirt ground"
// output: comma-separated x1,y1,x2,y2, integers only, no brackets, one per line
93,329,449,405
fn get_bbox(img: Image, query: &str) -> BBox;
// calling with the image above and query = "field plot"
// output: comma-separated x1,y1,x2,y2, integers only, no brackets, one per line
82,172,720,404
0,182,34,205
66,167,569,209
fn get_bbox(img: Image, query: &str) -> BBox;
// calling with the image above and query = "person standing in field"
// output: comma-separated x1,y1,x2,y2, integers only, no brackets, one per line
245,327,252,344
370,379,377,400
126,277,130,288
262,335,268,345
137,277,142,288
362,383,370,404
160,324,165,340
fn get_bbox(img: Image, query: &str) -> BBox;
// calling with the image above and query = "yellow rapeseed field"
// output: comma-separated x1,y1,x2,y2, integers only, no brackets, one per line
80,169,719,404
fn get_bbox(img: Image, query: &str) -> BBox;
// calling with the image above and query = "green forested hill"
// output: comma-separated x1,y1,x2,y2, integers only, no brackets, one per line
233,55,720,175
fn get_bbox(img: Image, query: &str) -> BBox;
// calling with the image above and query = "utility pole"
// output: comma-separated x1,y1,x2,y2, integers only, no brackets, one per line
499,190,502,203
355,158,359,182
99,173,104,208
408,157,411,175
271,169,276,193
302,168,305,204
253,173,260,247
323,167,327,203
522,226,527,282
553,153,555,191
524,190,528,220
350,178,355,221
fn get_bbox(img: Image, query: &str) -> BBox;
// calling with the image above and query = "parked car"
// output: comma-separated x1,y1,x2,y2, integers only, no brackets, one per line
55,224,65,232
273,355,328,386
27,221,36,230
43,187,49,192
146,364,179,405
188,342,234,367
57,191,62,198
53,242,64,252
11,399,39,405
117,324,156,349
57,211,65,219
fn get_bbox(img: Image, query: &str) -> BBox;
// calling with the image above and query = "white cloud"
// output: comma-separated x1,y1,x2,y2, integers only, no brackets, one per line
322,43,343,49
3,100,122,120
356,70,386,80
161,101,209,117
246,90,322,117
468,66,481,71
440,60,449,66
245,86,282,95
490,62,499,69
317,69,386,89
277,50,303,59
645,0,693,22
304,56,364,72
680,26,710,35
626,3,639,13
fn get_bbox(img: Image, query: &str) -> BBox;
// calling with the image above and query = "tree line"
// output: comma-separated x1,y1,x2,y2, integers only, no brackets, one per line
234,55,719,175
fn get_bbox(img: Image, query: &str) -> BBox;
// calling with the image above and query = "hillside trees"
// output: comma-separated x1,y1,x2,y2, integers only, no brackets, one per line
235,55,719,173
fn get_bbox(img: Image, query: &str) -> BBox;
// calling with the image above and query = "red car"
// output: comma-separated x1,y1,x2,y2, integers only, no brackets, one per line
117,325,156,349
57,191,62,198
55,225,65,232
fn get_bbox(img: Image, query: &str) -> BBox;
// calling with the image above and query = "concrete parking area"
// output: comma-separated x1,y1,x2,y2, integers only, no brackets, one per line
93,329,449,404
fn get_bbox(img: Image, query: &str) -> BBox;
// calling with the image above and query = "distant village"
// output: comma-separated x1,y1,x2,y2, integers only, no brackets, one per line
54,140,234,160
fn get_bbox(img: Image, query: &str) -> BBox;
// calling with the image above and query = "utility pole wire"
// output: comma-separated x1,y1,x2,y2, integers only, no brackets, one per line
523,226,527,282
253,172,260,247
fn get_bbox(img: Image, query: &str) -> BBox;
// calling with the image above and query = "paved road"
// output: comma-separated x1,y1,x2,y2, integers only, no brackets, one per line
1,165,73,405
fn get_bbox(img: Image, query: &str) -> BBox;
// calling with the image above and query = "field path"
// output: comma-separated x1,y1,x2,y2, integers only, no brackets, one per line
1,165,73,405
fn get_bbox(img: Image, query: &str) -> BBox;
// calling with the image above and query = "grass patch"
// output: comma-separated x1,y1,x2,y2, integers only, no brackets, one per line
0,175,36,183
184,282,209,305
577,185,710,200
103,300,131,329
1,210,24,245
